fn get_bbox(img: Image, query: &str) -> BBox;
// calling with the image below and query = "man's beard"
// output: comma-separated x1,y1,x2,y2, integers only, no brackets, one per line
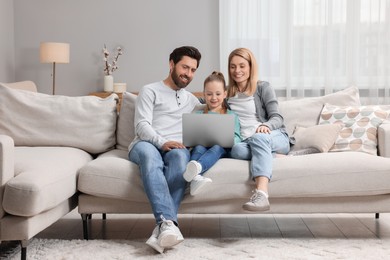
171,67,192,89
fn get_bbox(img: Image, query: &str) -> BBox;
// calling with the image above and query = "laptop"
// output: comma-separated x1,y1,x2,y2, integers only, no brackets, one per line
182,113,235,148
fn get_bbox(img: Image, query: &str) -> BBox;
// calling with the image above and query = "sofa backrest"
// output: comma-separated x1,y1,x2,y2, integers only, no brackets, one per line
0,83,118,154
279,86,361,136
115,86,362,151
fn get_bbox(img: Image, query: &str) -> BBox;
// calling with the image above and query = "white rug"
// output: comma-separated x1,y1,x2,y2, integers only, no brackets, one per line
9,238,390,260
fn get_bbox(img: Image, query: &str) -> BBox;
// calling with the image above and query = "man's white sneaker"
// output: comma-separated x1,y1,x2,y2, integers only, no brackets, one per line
157,220,184,248
183,160,202,182
190,175,212,196
146,225,164,254
243,190,270,212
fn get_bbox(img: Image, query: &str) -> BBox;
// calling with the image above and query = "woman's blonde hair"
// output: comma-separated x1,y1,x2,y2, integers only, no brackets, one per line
227,48,259,97
203,71,228,114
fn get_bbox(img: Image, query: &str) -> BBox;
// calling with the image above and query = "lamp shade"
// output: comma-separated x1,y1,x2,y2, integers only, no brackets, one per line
40,42,70,63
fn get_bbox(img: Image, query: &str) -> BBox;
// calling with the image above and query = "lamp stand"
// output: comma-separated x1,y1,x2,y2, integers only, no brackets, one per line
52,62,56,95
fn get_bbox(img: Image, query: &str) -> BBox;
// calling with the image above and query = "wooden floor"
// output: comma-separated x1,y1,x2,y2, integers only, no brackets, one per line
34,209,390,241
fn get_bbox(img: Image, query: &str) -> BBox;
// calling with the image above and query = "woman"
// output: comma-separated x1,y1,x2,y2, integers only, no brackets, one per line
227,48,291,211
183,71,241,196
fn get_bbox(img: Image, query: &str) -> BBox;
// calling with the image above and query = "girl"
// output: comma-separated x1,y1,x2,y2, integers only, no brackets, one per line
183,71,241,196
227,48,291,211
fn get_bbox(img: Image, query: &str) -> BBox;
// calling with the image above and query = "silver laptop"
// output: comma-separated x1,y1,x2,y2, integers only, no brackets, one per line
182,113,235,148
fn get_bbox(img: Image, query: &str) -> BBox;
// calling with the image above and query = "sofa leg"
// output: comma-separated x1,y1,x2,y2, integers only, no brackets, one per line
375,213,380,219
20,240,29,260
81,214,90,240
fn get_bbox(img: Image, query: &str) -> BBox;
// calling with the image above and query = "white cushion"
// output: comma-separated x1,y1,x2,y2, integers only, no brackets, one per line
279,86,361,136
0,84,118,154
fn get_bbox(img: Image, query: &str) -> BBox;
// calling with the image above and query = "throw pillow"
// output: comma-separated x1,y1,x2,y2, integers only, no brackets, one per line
319,103,390,155
290,124,344,153
0,83,118,154
116,92,137,150
279,86,361,137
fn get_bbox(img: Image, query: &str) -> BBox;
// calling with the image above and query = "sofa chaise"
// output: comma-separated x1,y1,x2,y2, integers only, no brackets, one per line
0,82,118,259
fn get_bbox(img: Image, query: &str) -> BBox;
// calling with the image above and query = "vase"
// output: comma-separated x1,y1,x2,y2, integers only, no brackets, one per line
104,75,114,92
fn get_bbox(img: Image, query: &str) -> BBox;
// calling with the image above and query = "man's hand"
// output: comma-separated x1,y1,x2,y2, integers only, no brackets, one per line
256,125,271,134
161,141,186,151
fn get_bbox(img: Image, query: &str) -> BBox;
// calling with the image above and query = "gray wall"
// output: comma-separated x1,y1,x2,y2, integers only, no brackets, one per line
12,0,219,96
0,0,15,82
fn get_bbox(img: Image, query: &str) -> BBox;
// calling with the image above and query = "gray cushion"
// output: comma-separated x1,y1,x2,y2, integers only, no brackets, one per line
116,92,137,151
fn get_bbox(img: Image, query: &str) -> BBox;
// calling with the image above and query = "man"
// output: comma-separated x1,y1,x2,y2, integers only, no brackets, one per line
128,46,201,253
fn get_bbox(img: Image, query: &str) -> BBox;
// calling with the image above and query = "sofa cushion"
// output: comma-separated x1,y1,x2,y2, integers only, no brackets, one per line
319,104,390,155
3,147,92,217
270,152,390,198
279,86,361,136
78,149,147,202
289,124,343,153
0,84,118,154
78,149,390,205
116,92,137,151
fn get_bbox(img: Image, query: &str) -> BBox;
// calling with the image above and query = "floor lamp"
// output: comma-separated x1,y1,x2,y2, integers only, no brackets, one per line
40,42,70,95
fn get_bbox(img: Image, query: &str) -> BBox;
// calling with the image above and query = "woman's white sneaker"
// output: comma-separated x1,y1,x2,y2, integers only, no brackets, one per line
243,189,270,211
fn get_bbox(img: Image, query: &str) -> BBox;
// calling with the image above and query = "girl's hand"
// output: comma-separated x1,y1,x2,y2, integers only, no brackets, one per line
256,125,271,134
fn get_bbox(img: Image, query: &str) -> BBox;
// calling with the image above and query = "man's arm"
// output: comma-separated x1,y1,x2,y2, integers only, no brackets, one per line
134,87,167,149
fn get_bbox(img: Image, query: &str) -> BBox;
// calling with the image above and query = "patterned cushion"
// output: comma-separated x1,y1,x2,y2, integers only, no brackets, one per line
319,104,390,155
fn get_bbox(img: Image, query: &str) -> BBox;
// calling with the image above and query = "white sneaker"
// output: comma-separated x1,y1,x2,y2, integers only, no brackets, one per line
183,160,202,182
146,225,164,254
243,189,270,212
157,220,184,248
190,175,212,196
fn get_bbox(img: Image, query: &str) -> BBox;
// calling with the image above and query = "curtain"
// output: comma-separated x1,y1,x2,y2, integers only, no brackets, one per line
219,0,390,104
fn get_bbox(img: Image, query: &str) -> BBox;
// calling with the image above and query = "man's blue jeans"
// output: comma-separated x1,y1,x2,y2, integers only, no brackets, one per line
128,141,190,224
230,129,290,180
190,145,228,175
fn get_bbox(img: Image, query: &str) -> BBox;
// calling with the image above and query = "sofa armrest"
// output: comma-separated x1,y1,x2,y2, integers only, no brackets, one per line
0,135,15,218
378,123,390,158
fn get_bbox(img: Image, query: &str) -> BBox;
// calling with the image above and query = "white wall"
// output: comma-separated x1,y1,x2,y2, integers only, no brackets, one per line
0,0,15,82
13,0,219,96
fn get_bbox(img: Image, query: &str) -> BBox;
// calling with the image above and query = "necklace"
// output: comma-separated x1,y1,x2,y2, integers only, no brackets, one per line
237,85,248,93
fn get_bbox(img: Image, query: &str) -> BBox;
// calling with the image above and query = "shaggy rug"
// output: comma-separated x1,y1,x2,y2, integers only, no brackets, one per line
8,238,390,260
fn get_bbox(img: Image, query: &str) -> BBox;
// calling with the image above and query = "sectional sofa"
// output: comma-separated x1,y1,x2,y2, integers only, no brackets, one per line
1,81,390,259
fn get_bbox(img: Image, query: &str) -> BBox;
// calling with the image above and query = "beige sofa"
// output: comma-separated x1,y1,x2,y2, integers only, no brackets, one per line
77,86,390,239
1,81,390,258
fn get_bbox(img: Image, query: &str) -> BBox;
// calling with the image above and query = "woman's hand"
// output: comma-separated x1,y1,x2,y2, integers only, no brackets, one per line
161,141,186,151
256,125,271,134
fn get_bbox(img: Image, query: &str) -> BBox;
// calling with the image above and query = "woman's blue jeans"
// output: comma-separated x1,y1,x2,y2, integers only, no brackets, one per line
230,129,290,180
128,141,190,224
190,145,228,175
